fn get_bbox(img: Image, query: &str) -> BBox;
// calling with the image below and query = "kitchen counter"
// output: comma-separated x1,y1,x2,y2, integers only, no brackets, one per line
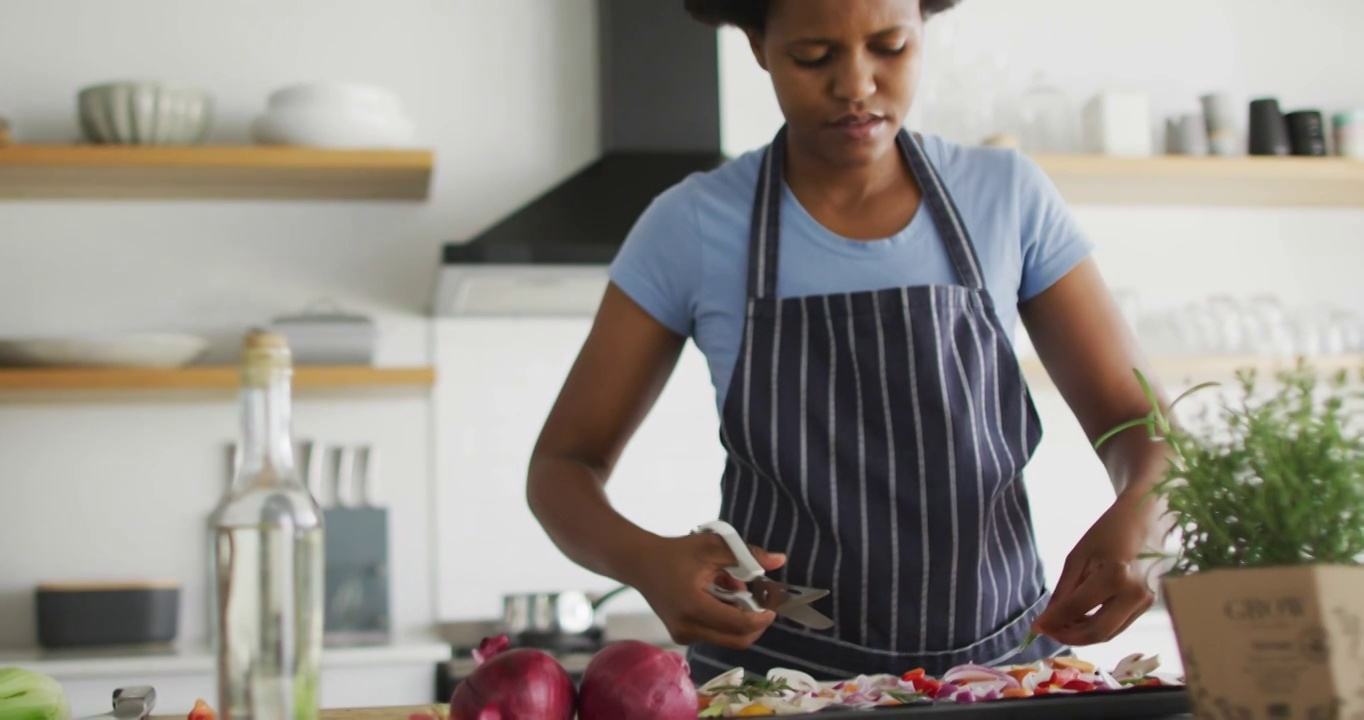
0,634,452,679
147,689,1192,720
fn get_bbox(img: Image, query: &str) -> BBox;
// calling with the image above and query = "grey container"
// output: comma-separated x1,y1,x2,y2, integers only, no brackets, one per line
270,301,376,366
35,581,180,649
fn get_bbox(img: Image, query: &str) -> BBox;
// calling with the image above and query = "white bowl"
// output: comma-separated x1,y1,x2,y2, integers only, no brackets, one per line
266,82,405,117
251,105,416,149
0,333,209,368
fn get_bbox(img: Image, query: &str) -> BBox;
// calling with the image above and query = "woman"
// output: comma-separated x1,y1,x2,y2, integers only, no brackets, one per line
527,0,1170,684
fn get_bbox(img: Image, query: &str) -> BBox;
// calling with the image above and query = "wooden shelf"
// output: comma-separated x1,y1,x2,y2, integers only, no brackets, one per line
0,144,433,200
0,366,435,393
1032,154,1364,208
1022,353,1364,388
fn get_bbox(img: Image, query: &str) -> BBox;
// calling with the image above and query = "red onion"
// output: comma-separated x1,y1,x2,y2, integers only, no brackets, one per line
449,635,575,720
578,640,698,720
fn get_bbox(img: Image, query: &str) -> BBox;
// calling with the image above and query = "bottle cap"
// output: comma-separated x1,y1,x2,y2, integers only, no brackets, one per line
241,328,292,385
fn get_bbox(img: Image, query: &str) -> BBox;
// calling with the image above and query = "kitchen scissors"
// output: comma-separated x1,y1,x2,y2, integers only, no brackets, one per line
695,520,835,631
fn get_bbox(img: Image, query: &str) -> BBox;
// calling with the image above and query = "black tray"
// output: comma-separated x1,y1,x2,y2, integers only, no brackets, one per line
787,687,1190,719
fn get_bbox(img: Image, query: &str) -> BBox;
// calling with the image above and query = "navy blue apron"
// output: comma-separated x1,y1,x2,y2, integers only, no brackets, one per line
688,127,1067,684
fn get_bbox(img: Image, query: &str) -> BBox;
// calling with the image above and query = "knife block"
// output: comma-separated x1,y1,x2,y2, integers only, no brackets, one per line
322,506,391,646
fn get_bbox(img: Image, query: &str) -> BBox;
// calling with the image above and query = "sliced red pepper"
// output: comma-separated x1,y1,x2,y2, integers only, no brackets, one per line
188,699,216,720
1062,679,1096,692
909,676,942,694
901,668,926,681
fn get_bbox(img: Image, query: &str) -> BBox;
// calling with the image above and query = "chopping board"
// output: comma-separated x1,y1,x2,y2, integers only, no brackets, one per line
152,706,447,720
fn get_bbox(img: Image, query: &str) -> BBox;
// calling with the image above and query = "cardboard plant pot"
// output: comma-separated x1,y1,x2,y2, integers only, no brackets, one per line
1162,565,1364,719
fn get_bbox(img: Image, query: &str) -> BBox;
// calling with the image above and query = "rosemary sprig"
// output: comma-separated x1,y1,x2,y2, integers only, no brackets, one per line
705,676,793,701
1096,359,1364,575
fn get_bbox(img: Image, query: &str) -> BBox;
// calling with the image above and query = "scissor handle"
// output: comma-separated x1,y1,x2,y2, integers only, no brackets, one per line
706,583,764,612
696,520,765,581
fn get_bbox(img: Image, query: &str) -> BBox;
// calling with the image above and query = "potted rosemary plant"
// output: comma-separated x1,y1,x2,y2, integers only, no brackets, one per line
1096,360,1364,719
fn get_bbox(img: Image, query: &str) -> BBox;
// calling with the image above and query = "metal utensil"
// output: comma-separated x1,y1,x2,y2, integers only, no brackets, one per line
78,685,156,720
355,445,379,507
695,520,834,630
299,439,325,502
330,445,357,508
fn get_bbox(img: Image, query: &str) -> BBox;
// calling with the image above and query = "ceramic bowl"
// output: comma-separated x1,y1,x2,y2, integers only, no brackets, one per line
0,333,209,368
266,81,405,117
251,105,416,149
77,82,213,145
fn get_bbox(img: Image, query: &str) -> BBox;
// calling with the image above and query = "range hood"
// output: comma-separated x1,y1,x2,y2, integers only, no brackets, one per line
433,0,728,317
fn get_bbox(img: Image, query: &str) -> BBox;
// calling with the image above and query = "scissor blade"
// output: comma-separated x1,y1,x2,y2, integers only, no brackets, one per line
749,578,822,609
778,601,835,630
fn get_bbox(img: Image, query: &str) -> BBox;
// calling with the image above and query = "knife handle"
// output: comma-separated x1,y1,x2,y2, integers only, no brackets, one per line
695,520,765,582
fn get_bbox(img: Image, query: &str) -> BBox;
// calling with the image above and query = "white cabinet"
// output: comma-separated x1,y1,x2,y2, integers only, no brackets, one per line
432,318,727,621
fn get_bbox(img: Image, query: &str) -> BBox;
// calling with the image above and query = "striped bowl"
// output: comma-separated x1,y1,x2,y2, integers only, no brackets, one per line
77,81,213,145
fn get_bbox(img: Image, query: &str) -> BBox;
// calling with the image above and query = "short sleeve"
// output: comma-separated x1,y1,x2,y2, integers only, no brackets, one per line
607,183,702,337
1014,154,1094,301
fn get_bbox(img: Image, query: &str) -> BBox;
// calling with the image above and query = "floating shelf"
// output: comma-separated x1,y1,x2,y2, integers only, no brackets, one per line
0,366,436,393
1032,154,1364,208
1021,353,1363,389
0,144,433,201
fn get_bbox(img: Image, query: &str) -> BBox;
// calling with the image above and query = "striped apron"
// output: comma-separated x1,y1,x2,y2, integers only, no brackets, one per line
687,127,1068,684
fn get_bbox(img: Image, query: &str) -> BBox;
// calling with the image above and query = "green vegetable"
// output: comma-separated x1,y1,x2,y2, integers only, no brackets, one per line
0,668,70,720
1095,359,1364,574
703,676,792,701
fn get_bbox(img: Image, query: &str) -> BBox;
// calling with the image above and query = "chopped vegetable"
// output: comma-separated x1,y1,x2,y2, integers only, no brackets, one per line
689,652,1180,715
0,667,70,720
187,699,216,720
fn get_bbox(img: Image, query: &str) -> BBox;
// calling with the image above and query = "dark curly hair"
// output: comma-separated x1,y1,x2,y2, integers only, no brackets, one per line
685,0,963,32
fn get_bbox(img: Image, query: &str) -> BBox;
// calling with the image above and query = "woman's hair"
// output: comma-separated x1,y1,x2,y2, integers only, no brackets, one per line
685,0,962,32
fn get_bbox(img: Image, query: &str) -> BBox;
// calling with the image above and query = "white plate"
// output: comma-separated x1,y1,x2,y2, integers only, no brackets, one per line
0,333,209,368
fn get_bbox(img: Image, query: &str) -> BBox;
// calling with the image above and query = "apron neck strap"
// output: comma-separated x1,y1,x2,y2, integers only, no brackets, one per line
896,129,986,290
746,126,987,301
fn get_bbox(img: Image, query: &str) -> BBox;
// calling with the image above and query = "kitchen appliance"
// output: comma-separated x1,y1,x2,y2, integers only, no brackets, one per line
697,520,835,631
500,585,632,653
35,581,180,649
79,686,157,720
432,0,725,317
321,444,392,645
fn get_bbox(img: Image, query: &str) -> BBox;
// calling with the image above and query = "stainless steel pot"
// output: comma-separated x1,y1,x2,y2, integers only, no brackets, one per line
501,585,632,643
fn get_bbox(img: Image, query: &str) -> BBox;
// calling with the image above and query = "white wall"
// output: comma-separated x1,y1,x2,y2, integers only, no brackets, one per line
0,0,1361,680
0,0,600,648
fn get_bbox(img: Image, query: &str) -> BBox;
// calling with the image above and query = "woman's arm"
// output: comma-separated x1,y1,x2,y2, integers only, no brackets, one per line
527,282,687,581
527,283,783,648
1019,258,1174,645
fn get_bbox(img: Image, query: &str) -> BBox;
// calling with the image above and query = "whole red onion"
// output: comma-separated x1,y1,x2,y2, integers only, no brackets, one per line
578,640,698,720
449,635,575,720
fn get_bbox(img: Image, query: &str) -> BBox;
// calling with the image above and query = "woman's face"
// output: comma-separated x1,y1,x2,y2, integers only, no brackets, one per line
749,0,924,169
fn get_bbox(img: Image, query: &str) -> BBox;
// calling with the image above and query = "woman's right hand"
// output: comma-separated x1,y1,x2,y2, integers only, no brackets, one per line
627,532,787,650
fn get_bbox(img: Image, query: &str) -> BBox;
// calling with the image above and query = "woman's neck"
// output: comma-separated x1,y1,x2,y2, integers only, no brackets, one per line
783,136,911,212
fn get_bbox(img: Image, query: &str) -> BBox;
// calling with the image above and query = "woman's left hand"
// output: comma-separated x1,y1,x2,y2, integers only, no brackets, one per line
1032,489,1162,646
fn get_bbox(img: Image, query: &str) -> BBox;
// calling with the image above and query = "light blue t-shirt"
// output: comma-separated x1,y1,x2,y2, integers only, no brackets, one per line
608,134,1094,414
